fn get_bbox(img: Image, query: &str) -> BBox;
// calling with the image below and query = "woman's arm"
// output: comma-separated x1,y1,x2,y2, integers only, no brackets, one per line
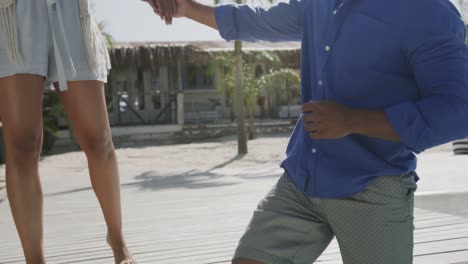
146,0,303,42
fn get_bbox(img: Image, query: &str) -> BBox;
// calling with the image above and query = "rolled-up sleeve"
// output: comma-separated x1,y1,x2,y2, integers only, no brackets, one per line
214,0,302,42
385,2,468,153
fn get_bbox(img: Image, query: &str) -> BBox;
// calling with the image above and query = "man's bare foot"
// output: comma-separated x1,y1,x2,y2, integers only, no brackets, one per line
107,234,136,264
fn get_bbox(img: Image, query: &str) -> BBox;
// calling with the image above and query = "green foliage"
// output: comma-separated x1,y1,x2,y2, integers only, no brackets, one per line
240,64,259,114
98,22,114,48
262,68,301,84
251,50,281,67
209,51,286,103
42,93,64,136
259,68,300,97
42,93,80,154
209,53,256,111
207,52,235,98
209,50,301,114
42,93,66,154
209,0,280,103
213,0,276,143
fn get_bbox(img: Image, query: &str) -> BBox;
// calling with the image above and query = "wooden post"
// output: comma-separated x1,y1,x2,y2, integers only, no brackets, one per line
142,71,153,120
234,40,248,154
234,0,248,154
159,66,169,122
127,69,138,123
177,93,184,125
176,58,185,125
177,56,183,92
176,57,184,125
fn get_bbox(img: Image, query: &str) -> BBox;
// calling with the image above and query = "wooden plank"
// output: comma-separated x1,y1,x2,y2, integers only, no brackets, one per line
414,251,468,264
1,138,468,264
2,186,467,264
415,227,468,242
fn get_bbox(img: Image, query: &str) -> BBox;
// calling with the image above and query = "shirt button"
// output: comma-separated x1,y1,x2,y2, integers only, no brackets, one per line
318,80,323,86
333,9,337,15
312,148,317,154
325,45,331,51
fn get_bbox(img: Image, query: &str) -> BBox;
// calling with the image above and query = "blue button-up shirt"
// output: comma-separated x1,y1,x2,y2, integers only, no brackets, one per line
215,0,468,198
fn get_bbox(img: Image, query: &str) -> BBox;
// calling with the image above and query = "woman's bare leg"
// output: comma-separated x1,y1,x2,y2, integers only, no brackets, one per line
55,81,134,264
0,74,46,264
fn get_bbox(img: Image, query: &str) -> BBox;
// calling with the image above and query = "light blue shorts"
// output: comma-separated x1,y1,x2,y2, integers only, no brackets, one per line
0,0,111,90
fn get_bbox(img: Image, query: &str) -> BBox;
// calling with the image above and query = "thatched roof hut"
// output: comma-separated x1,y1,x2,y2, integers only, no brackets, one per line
106,41,302,125
110,41,301,69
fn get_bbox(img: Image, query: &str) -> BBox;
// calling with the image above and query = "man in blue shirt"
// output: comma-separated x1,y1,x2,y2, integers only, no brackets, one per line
146,0,468,263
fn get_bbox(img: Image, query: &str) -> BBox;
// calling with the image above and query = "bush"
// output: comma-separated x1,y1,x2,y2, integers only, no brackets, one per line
42,92,66,154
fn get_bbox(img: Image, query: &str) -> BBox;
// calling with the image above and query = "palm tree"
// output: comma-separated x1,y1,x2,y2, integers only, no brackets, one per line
214,0,275,154
210,57,258,140
242,64,260,139
209,50,295,140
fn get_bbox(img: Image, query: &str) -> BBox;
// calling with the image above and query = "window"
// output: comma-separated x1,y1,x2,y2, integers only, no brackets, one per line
184,64,213,90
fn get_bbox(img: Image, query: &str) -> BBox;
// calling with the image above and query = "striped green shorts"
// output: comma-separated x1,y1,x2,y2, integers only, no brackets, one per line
234,173,417,264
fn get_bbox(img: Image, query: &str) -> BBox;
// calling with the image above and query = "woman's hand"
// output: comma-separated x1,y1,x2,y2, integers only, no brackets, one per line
143,0,194,25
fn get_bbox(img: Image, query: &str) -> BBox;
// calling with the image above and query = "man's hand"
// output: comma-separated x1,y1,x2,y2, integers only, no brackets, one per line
143,0,218,29
302,101,401,142
302,101,356,140
144,0,193,25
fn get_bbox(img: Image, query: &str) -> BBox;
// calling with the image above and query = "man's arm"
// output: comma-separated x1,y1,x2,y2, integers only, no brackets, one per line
184,1,218,30
384,0,468,153
148,0,303,42
302,1,468,149
213,0,302,42
301,102,401,142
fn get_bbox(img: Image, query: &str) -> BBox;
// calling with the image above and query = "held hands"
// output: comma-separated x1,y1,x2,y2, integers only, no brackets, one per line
143,0,192,25
302,101,356,140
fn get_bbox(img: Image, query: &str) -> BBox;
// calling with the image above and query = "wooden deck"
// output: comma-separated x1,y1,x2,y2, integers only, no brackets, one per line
0,137,467,264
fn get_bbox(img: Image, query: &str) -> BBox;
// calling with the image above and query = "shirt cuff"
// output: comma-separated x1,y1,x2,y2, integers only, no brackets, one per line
384,102,429,153
215,5,237,41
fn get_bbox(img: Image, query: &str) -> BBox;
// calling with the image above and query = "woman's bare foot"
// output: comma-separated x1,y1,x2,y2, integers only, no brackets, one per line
107,234,135,264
